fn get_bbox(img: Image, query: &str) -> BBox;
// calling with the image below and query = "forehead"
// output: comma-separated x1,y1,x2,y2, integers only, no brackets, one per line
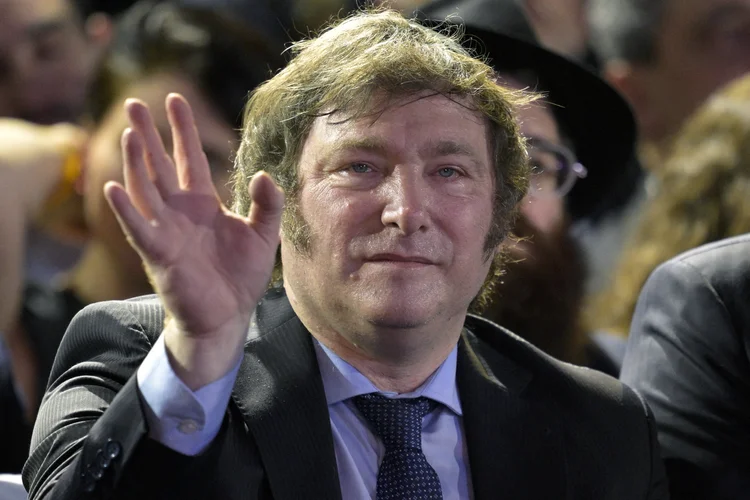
0,0,71,27
0,0,73,43
516,102,560,143
305,92,492,156
496,74,560,144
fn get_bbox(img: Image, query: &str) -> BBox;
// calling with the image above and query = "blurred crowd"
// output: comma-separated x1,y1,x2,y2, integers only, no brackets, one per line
1,0,750,498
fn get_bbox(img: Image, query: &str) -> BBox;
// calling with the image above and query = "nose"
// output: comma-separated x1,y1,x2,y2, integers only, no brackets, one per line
380,169,430,235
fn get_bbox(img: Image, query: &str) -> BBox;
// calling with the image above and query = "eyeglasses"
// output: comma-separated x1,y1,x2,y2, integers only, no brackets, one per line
526,137,587,199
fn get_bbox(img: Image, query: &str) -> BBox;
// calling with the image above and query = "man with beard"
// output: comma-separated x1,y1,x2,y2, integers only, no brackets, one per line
489,214,590,365
420,0,635,373
487,95,622,375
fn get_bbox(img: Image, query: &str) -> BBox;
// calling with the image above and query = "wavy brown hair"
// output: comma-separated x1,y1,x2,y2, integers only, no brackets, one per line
590,73,750,336
231,9,536,309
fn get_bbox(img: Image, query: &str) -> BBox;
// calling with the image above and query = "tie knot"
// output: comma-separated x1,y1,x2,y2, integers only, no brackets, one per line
353,394,436,451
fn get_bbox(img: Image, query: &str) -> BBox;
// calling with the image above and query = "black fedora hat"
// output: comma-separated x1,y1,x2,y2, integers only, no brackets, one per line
416,0,638,220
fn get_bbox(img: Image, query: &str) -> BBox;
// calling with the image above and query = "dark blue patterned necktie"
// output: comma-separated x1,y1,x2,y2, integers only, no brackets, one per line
353,393,443,500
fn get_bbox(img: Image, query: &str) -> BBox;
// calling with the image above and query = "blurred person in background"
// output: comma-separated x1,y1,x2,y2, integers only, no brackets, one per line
417,0,592,62
589,0,750,165
576,0,750,299
589,73,750,338
421,0,636,373
0,0,282,472
423,0,645,301
622,233,750,499
0,0,139,311
0,0,126,125
0,118,86,473
518,0,596,65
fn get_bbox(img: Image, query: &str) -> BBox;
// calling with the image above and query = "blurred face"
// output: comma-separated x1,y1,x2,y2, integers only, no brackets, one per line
637,0,750,141
282,92,496,337
522,0,589,60
517,101,566,235
84,71,237,273
0,0,102,123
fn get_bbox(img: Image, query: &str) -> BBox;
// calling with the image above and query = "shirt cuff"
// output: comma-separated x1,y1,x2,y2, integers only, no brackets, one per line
136,333,242,456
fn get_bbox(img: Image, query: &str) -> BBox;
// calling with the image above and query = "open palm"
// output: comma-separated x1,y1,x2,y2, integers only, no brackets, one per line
105,94,283,339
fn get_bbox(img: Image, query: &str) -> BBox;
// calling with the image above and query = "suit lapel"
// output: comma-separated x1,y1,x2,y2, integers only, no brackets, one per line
229,294,567,500
458,325,567,500
231,292,342,500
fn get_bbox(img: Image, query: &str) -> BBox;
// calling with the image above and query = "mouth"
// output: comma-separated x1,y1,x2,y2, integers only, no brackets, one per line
365,254,436,266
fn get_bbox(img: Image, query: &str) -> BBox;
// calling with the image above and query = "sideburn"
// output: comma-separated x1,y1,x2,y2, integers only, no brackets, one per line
272,198,313,284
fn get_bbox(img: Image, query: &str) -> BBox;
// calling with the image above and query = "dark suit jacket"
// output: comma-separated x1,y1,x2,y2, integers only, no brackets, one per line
622,234,750,499
24,289,667,500
0,361,31,473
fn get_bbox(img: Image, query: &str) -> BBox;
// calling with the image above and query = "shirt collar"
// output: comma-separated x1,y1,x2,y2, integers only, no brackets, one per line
313,338,462,416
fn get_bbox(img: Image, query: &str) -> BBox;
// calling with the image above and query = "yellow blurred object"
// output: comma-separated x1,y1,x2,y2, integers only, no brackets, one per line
34,144,89,242
42,146,82,213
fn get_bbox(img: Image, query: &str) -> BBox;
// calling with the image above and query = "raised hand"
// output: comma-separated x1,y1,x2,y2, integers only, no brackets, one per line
104,94,284,388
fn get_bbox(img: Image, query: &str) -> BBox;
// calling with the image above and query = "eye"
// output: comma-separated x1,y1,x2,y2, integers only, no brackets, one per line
349,162,372,174
34,32,68,62
437,167,458,178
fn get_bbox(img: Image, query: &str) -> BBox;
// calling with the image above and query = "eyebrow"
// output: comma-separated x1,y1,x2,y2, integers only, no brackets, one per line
329,136,390,156
419,139,479,160
329,137,482,161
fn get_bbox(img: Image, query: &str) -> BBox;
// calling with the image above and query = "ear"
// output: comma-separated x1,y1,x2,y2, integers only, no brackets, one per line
84,13,114,54
604,60,661,140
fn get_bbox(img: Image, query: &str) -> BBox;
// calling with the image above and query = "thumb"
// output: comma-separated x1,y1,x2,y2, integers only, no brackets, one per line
247,171,285,245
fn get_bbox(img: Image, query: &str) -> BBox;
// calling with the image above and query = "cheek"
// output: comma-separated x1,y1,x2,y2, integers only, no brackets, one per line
441,186,494,232
316,199,361,255
519,196,564,235
305,184,374,235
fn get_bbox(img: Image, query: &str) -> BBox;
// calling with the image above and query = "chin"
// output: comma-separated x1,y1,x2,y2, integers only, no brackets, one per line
367,315,430,330
359,299,438,330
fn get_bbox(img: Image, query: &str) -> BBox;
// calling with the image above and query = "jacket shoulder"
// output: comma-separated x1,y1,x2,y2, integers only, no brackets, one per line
68,294,166,342
464,314,648,419
661,234,750,281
